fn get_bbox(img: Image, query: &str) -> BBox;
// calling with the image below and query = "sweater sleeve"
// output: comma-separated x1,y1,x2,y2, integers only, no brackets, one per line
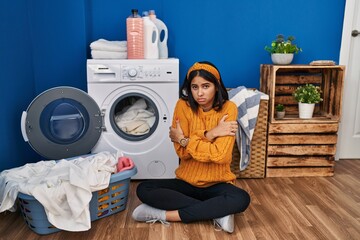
186,102,237,164
172,100,192,160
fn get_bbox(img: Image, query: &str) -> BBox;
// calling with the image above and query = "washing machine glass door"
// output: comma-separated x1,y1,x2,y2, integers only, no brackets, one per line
22,86,103,159
110,92,159,141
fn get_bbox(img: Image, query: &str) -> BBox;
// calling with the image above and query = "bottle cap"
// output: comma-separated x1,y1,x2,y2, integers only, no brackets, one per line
131,9,139,16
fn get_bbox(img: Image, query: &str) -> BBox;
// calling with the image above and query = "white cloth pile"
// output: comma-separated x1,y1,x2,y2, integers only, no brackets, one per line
90,39,127,59
228,87,269,171
0,152,118,231
115,98,156,135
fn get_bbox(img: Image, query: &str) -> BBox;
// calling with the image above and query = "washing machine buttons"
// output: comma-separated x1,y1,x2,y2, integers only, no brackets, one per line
122,65,163,80
128,68,138,77
144,69,161,78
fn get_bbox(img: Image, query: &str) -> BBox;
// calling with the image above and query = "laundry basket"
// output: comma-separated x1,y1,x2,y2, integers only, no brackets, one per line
230,97,268,178
17,167,137,235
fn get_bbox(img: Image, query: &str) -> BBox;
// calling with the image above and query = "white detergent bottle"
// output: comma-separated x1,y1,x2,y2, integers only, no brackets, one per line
149,10,168,59
143,11,159,59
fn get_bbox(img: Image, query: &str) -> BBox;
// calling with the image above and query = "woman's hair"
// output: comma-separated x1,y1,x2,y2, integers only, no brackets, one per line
180,61,229,112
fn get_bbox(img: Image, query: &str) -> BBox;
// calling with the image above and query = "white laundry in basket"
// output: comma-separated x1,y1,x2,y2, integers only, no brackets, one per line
0,152,117,231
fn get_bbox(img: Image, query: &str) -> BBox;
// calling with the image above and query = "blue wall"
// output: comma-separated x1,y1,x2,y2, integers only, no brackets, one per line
0,0,345,171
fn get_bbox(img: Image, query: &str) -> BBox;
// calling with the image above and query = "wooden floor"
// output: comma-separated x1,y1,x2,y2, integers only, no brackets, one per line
0,160,359,240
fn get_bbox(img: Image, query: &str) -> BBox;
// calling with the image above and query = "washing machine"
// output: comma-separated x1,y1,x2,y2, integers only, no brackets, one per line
86,58,179,179
21,59,179,179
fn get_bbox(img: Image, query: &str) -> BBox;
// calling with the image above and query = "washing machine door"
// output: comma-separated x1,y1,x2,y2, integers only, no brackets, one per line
21,86,103,159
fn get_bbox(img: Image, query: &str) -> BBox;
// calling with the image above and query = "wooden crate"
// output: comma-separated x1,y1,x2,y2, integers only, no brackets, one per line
260,64,345,123
266,122,337,177
260,64,345,177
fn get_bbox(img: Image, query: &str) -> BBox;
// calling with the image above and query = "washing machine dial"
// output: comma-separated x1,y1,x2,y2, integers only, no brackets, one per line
128,68,138,78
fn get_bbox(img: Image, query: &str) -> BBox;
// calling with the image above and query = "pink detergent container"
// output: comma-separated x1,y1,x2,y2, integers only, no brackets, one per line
126,9,144,59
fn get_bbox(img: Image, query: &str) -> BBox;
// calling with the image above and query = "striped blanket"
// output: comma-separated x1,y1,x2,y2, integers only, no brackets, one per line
228,87,266,171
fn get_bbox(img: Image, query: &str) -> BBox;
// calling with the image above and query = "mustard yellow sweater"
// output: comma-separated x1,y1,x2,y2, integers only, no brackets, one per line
172,99,237,187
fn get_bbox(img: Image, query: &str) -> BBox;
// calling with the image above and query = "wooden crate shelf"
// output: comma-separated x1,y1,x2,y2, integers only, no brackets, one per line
260,64,345,123
260,64,344,177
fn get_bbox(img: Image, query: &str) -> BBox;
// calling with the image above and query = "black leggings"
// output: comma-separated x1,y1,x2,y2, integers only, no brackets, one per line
136,179,251,223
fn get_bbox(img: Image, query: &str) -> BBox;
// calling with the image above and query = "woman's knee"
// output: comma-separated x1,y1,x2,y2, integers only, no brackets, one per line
136,181,153,200
238,189,251,212
229,189,251,213
240,190,251,211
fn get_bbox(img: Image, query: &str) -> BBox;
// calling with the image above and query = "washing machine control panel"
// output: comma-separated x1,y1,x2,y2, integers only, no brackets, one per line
121,65,169,81
87,59,179,83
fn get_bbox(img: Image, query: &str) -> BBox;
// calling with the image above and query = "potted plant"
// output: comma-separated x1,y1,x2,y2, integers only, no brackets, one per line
275,104,285,119
265,34,302,65
293,84,323,119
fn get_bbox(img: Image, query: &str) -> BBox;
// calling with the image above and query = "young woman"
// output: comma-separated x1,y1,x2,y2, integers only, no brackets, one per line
132,61,250,233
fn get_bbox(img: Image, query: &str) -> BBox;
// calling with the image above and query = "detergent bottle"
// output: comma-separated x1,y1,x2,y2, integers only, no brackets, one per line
142,11,159,59
126,9,144,59
149,10,168,59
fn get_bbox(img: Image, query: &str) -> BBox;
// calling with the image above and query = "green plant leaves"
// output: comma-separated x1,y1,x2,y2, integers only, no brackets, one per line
265,34,302,54
293,84,323,104
275,104,284,111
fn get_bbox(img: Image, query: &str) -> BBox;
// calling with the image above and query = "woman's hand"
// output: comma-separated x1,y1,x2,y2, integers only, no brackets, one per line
205,115,238,141
169,119,184,143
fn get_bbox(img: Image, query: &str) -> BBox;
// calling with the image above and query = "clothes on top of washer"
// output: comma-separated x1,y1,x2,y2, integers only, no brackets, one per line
91,50,127,59
90,39,127,59
115,98,156,135
90,39,127,52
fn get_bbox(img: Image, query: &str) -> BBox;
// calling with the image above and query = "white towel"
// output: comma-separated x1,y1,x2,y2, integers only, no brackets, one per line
91,50,127,59
0,152,117,232
90,39,127,52
228,87,266,171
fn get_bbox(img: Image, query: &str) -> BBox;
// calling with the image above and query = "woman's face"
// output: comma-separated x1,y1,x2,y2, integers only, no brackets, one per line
190,76,216,111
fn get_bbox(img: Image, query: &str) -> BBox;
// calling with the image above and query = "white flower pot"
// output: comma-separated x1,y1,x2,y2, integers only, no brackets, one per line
298,102,315,119
276,111,285,119
271,53,294,65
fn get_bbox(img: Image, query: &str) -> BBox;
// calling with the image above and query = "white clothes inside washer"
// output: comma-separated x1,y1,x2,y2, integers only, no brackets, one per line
114,97,156,135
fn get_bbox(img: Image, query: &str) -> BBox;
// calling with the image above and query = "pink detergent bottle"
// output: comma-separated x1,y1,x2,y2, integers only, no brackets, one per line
126,9,144,59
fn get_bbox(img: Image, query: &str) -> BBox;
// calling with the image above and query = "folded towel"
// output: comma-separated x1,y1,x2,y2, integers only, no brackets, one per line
90,39,127,52
91,50,127,59
228,87,266,171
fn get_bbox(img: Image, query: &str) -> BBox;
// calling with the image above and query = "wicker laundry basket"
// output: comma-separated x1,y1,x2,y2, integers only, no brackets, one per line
230,98,268,178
